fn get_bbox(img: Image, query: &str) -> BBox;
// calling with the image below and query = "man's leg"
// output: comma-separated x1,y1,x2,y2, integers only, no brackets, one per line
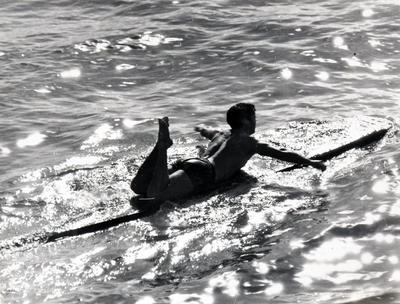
130,117,172,196
133,169,194,211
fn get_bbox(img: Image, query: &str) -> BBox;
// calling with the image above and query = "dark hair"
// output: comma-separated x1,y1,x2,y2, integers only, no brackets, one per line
226,103,255,129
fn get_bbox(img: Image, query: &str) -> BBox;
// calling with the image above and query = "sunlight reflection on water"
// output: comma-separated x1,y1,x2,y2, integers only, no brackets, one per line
372,176,391,194
315,71,330,81
0,145,11,156
296,237,364,286
81,124,123,150
34,87,52,94
207,271,240,297
116,64,136,71
169,293,214,304
59,67,82,79
280,68,293,80
252,261,270,275
362,8,375,18
16,132,46,148
333,36,348,50
135,296,156,304
1,0,400,302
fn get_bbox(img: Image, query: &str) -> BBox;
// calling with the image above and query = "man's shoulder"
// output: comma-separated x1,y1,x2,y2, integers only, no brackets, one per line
217,132,258,148
247,136,259,151
234,135,258,152
243,134,258,143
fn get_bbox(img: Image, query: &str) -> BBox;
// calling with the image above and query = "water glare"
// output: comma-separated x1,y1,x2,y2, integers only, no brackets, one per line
389,270,400,282
389,256,399,264
142,271,156,281
0,145,11,156
123,118,152,128
362,8,375,18
313,57,338,64
373,233,395,244
296,237,367,286
369,38,383,48
390,201,400,216
360,252,374,264
304,238,362,262
369,61,389,73
281,68,293,80
170,293,214,304
206,271,240,298
34,87,52,94
16,132,46,148
138,32,183,46
315,71,330,81
81,124,123,149
124,243,162,264
115,64,136,71
333,37,349,50
60,67,82,78
361,212,381,225
53,155,104,171
341,56,365,67
135,296,156,304
264,282,284,297
252,261,270,274
290,239,305,250
372,177,391,194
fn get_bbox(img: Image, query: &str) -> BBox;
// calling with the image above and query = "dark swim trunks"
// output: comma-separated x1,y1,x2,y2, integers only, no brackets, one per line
170,158,216,192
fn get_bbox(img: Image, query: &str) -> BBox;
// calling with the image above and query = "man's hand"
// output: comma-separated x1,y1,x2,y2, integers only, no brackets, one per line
310,160,326,171
194,126,220,140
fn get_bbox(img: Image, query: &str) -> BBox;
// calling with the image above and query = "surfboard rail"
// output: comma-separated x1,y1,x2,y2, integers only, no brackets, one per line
45,208,156,243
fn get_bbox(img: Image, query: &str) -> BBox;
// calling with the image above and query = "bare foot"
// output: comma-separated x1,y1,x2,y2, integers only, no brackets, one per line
158,117,173,147
161,116,169,126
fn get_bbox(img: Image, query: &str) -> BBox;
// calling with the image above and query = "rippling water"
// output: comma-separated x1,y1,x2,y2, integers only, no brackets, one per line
1,0,400,303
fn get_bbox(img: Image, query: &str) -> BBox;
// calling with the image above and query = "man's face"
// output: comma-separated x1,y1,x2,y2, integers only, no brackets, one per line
245,113,256,134
249,114,256,134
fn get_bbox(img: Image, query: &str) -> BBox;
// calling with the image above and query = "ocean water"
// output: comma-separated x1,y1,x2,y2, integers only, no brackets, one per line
1,0,400,303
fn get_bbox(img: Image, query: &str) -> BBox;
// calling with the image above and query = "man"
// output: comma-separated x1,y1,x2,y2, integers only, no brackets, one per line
131,103,326,211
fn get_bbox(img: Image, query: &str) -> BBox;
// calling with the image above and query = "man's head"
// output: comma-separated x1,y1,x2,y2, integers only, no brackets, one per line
226,103,256,134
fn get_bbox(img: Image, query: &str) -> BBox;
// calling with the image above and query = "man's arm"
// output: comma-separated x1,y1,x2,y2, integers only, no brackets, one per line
256,142,326,171
194,126,220,140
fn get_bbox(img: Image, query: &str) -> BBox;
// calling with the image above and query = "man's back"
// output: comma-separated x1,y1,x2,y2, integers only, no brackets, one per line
205,131,257,181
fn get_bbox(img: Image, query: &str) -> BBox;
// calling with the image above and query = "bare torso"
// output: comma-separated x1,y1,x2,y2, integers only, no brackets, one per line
202,131,257,181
